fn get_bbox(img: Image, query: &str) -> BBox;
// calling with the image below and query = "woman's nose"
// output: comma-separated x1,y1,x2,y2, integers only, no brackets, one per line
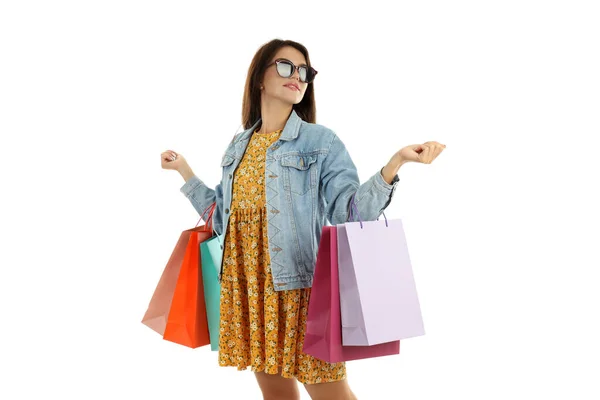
290,68,300,80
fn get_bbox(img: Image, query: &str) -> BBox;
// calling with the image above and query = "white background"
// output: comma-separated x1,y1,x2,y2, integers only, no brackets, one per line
1,1,599,399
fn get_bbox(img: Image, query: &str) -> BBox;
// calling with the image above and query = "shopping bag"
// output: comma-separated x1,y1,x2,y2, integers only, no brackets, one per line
200,232,223,352
203,232,224,277
337,195,425,346
141,230,193,335
162,228,213,348
144,203,216,348
303,226,400,363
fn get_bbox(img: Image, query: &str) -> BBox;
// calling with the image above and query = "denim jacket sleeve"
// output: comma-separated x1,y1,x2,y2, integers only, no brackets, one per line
179,175,225,235
320,132,399,225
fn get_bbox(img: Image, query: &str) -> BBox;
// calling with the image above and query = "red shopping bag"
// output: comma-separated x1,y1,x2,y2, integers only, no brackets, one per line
302,226,400,363
163,229,212,348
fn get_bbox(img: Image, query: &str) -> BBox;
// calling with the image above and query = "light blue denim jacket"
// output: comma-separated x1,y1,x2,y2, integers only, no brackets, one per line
180,109,399,291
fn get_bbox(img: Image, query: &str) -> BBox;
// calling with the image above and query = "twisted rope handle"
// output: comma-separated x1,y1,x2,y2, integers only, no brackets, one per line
349,192,389,228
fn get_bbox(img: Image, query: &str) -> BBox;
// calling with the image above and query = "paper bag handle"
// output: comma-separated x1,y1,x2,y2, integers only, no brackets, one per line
349,192,388,228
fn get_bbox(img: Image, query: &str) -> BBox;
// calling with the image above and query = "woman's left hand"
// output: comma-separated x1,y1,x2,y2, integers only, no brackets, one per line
398,141,446,164
381,141,447,184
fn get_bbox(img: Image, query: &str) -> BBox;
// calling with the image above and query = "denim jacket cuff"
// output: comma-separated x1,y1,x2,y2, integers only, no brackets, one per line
180,175,204,198
374,167,399,194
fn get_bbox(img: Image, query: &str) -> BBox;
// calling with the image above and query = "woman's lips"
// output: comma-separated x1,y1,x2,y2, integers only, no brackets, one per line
284,84,299,91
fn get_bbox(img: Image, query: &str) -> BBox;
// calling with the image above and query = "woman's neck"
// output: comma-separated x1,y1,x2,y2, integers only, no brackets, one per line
257,101,292,134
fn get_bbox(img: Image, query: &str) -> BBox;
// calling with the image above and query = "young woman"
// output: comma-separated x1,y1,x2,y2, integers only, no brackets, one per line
161,39,445,400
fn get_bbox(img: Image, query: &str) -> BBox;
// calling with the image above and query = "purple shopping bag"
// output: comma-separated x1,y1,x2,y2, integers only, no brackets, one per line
303,226,400,363
337,196,425,346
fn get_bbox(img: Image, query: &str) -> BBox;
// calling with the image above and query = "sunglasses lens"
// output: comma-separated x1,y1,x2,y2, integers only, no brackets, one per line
300,66,316,83
276,61,293,78
299,67,308,82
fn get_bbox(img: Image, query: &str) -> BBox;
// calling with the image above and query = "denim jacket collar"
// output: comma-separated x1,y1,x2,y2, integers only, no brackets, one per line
234,109,302,144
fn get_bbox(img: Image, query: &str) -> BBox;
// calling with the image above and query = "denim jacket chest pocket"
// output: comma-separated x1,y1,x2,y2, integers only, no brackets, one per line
280,153,318,195
221,153,235,168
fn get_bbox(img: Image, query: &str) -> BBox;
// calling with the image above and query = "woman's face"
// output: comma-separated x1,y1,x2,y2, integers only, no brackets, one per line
261,46,308,105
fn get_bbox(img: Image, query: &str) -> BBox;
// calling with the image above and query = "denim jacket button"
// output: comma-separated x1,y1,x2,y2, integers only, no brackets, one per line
225,208,229,214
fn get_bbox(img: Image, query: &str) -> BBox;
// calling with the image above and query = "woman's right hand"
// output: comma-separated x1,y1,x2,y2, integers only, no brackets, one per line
161,149,187,171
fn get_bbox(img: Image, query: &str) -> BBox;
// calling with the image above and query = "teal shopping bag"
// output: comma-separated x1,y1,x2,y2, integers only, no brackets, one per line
200,234,223,351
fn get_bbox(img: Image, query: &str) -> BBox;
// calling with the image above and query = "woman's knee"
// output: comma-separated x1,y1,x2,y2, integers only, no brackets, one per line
254,370,300,400
303,379,357,400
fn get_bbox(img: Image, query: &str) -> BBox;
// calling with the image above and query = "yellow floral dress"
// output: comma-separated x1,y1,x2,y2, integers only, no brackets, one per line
218,128,347,385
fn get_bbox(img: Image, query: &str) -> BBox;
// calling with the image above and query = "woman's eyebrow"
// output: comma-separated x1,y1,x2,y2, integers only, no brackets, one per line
280,57,308,66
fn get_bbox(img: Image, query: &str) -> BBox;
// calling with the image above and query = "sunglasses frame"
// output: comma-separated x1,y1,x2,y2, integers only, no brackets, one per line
265,58,318,84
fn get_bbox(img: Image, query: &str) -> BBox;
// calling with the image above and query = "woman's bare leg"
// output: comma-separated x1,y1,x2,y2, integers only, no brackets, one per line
254,368,301,400
303,379,358,400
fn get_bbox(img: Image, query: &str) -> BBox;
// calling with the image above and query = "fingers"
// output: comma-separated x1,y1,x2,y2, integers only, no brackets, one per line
416,144,430,163
161,150,181,171
162,150,178,162
420,142,445,163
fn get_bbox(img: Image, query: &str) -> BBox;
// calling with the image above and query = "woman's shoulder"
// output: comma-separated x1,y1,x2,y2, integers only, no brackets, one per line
298,120,342,149
299,120,337,138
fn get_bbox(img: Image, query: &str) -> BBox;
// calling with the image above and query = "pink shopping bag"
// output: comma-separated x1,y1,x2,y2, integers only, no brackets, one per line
337,195,425,346
303,226,400,363
141,230,192,335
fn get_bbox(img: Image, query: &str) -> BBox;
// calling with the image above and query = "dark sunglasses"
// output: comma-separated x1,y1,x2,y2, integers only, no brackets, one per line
266,58,318,84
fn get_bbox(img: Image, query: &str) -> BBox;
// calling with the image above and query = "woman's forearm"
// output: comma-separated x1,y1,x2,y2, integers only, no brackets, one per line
179,164,195,183
381,154,405,184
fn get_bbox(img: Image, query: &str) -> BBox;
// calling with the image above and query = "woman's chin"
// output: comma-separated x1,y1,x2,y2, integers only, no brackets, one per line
279,95,302,106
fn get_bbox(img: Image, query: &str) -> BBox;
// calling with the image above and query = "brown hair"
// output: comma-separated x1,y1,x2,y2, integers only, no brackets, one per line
241,39,317,130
